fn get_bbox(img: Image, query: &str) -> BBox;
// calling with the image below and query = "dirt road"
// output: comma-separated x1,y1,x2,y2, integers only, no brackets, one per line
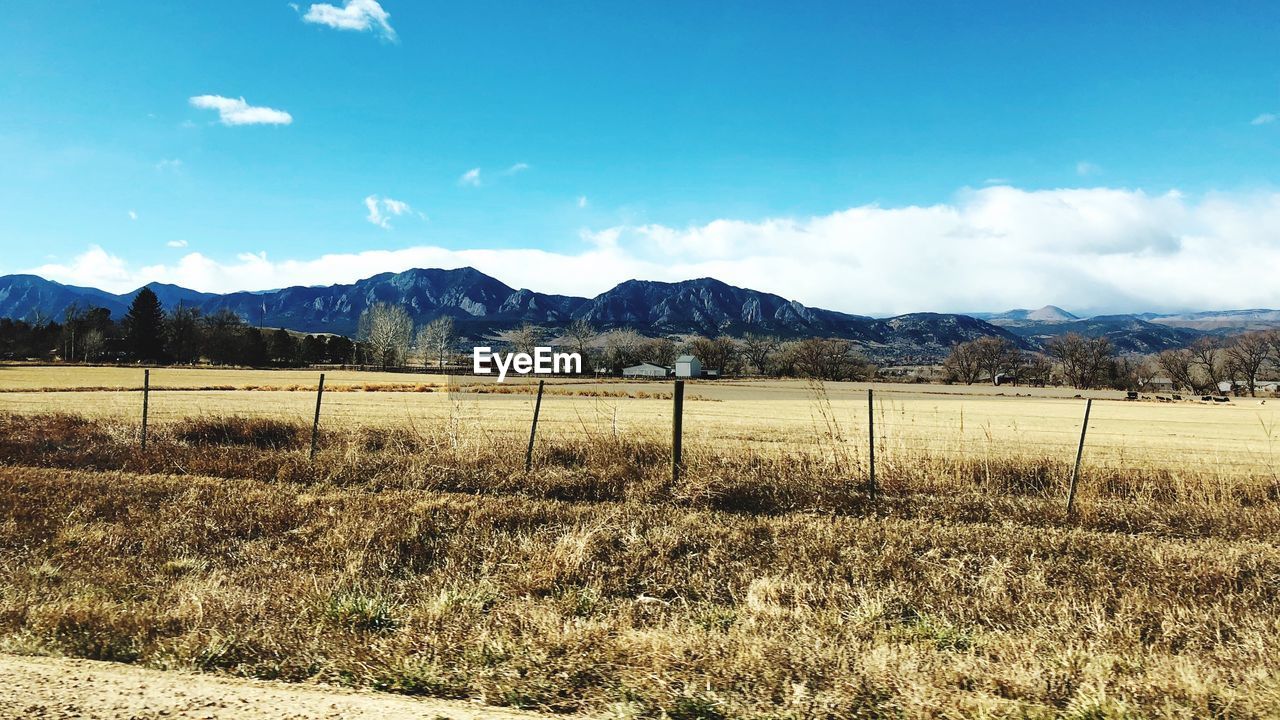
0,654,572,720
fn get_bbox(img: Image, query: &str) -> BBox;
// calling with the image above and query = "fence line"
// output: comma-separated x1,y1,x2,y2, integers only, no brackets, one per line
1,368,1278,492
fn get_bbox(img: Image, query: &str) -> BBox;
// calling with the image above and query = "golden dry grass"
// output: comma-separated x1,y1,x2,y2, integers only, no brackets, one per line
2,365,1280,717
1,441,1279,718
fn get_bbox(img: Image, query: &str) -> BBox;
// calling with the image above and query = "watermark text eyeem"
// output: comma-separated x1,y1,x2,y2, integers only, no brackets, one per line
473,347,581,382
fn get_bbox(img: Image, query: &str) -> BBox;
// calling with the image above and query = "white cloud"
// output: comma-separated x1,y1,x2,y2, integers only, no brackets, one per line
1075,161,1101,177
189,95,293,126
982,178,1010,186
302,0,397,42
167,240,188,249
460,164,530,185
29,186,1280,316
128,210,138,221
1252,113,1277,126
31,246,134,290
577,195,589,208
155,158,183,171
364,196,386,228
364,194,418,229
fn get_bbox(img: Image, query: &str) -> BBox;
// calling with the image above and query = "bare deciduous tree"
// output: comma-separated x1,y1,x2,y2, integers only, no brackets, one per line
1020,352,1053,387
741,333,780,375
972,336,1020,385
1157,348,1198,392
1045,333,1114,389
357,302,413,369
562,319,597,357
416,316,456,368
1190,337,1226,393
508,323,544,355
81,328,105,362
1225,331,1272,396
684,335,740,375
638,337,678,367
602,329,643,373
788,338,872,381
942,340,983,384
1110,355,1153,392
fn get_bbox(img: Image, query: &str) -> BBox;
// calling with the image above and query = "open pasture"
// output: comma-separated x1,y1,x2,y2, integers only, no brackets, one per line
1,364,1277,479
4,366,1280,718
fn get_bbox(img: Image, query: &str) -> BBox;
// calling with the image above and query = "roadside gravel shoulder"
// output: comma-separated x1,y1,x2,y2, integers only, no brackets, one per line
0,654,572,720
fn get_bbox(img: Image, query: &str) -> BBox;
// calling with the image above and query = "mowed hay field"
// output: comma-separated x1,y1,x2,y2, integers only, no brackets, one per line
3,365,1280,718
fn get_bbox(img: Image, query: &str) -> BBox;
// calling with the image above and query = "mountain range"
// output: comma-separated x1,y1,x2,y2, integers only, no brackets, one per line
1,269,1275,362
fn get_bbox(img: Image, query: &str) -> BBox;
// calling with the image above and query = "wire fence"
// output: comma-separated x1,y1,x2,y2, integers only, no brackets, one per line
1,366,1278,484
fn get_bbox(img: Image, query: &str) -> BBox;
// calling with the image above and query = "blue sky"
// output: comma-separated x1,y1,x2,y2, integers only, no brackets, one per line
2,1,1279,314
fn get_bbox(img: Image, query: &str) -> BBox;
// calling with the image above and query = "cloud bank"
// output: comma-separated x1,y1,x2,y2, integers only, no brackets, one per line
26,186,1280,316
189,95,293,126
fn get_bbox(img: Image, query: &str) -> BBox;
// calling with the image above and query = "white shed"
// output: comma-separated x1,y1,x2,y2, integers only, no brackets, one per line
675,355,701,378
622,362,671,378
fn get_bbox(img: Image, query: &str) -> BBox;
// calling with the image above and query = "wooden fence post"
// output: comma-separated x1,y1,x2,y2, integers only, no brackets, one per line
868,388,876,503
310,373,325,460
1067,398,1093,514
141,369,150,450
672,379,685,484
525,380,545,472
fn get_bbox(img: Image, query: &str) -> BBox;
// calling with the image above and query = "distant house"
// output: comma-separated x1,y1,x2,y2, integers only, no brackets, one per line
674,355,702,378
1220,379,1280,395
622,362,671,378
1144,377,1176,392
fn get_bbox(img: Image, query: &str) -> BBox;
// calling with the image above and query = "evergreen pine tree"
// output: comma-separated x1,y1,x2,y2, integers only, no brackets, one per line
242,328,268,367
269,328,300,367
123,287,167,362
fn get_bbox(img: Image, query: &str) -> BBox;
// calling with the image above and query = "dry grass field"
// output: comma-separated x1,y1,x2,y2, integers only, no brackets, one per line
0,365,1275,478
2,365,1280,718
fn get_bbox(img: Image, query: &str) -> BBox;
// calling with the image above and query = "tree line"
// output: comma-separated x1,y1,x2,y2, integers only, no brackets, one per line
8,289,1278,392
355,303,877,380
1154,332,1280,396
942,331,1280,395
0,288,361,367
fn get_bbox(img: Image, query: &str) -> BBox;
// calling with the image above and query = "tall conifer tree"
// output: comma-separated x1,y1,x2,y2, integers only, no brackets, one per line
123,287,166,362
